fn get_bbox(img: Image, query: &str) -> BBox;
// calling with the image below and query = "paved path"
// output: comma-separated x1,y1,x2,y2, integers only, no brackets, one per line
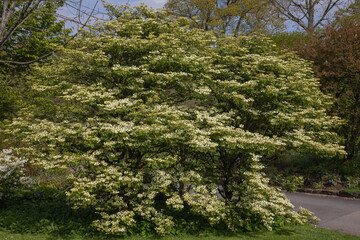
286,192,360,237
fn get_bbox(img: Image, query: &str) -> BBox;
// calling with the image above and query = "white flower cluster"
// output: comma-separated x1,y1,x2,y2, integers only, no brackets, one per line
229,155,316,231
184,185,226,225
0,149,32,199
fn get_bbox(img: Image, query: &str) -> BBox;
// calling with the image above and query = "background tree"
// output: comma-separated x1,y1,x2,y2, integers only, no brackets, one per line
0,0,98,135
269,31,310,49
165,0,284,35
335,0,360,20
0,1,69,124
293,18,360,166
0,0,99,65
0,0,44,54
269,0,349,34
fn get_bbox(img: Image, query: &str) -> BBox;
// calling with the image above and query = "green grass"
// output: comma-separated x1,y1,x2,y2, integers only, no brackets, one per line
0,190,100,237
341,187,360,196
0,225,359,240
1,189,359,240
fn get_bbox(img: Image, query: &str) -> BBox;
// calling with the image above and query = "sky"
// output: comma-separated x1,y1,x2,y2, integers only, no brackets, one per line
120,0,167,9
58,0,167,30
59,0,349,33
74,0,166,12
59,0,302,32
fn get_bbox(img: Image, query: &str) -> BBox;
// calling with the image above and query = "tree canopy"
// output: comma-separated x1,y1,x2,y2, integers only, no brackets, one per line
0,0,68,66
294,17,360,162
0,1,69,123
164,0,284,35
0,0,98,123
3,5,343,236
335,0,360,20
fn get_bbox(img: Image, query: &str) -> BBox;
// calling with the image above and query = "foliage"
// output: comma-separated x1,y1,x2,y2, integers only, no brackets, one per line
271,174,304,192
342,151,360,176
322,173,341,187
335,0,360,21
0,188,100,237
2,5,344,236
164,0,284,35
0,1,67,66
0,149,33,199
269,31,310,49
293,18,360,161
340,186,360,196
345,176,360,188
0,1,69,124
311,181,324,189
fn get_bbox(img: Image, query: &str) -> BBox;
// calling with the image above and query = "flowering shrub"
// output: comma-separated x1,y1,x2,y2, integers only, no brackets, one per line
0,149,32,199
2,5,343,235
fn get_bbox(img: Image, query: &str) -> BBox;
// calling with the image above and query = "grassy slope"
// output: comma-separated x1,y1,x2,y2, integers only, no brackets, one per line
0,225,359,240
1,191,359,240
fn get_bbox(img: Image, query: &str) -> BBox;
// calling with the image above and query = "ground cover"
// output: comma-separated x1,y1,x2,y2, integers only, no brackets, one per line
1,193,359,240
0,225,358,240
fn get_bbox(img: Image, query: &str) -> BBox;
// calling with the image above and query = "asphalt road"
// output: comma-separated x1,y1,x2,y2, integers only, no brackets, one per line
286,192,360,237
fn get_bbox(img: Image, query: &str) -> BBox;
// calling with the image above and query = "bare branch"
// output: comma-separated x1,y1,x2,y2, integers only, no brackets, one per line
0,0,99,66
314,0,341,29
0,0,43,49
0,0,18,41
270,0,346,33
0,51,52,65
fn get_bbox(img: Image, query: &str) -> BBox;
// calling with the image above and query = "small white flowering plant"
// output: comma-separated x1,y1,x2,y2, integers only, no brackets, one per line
0,149,33,199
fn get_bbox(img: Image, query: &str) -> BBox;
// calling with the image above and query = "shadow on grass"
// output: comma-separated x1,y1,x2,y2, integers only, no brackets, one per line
274,228,296,236
0,193,300,240
0,195,105,239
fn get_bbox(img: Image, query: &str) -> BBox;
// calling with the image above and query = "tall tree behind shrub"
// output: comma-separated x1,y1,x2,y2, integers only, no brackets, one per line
269,0,350,35
270,31,311,49
164,0,284,35
0,0,69,137
3,5,343,235
294,18,360,161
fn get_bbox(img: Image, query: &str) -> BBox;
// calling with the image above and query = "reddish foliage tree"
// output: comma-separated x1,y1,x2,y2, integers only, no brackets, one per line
294,18,360,161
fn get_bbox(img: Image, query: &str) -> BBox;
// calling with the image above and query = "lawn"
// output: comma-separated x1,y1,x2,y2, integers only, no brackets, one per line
1,192,359,240
0,225,359,240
